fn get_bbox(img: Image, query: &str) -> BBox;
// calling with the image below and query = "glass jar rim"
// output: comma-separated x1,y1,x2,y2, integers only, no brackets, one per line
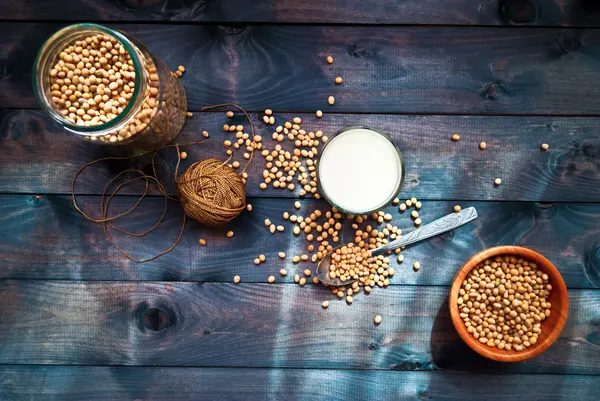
33,23,143,135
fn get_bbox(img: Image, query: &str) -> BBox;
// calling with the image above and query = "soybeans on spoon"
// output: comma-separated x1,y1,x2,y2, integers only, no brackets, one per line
315,207,479,286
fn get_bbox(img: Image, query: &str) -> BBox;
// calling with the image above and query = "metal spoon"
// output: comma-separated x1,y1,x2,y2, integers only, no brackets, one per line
316,207,478,286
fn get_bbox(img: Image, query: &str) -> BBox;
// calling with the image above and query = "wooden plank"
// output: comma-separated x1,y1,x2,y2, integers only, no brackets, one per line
0,0,595,27
1,367,599,401
3,23,600,114
3,110,600,202
2,195,600,288
0,281,598,374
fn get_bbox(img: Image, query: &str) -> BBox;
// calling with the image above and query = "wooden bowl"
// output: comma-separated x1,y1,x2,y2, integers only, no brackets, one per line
450,246,568,362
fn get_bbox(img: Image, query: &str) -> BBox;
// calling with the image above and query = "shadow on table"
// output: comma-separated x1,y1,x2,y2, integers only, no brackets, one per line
428,297,570,391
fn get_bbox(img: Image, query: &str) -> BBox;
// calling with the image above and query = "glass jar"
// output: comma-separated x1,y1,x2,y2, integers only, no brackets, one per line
317,126,404,215
34,23,187,150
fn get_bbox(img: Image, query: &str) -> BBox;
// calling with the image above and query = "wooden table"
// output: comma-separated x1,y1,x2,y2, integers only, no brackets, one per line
1,1,600,399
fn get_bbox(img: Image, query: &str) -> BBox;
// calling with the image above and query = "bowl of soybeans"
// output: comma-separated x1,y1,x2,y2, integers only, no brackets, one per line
450,246,568,362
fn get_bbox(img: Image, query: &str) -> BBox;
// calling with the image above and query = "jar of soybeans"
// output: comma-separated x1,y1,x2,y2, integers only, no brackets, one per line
34,23,187,150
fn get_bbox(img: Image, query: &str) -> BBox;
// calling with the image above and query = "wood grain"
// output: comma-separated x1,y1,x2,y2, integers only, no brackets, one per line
1,366,599,401
3,110,600,201
2,195,600,287
450,246,569,362
0,280,598,374
3,23,600,114
0,0,597,27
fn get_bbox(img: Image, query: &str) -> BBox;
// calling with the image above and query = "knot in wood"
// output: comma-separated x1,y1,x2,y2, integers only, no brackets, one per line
534,202,557,219
481,83,506,100
536,202,554,210
560,35,581,53
499,0,538,24
143,307,170,331
136,303,173,333
217,24,247,36
368,343,379,351
348,44,372,58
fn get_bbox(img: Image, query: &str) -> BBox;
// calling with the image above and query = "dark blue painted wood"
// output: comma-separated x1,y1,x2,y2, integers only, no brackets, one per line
1,195,600,288
0,281,597,374
2,110,600,202
0,366,599,401
1,1,599,390
2,23,600,114
0,0,595,27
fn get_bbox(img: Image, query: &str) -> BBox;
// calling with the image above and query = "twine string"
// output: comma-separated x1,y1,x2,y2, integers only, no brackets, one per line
71,103,255,262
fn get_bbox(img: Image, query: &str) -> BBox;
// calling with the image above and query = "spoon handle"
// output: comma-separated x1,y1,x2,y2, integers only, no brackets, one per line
370,207,478,257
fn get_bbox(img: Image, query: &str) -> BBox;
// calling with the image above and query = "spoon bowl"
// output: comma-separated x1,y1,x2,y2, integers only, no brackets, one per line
315,207,478,286
316,244,357,287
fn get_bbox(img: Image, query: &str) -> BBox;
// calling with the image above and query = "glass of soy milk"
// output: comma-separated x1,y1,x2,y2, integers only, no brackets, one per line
317,126,404,215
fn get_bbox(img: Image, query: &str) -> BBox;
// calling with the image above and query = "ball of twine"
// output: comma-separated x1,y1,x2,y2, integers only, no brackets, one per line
73,103,255,262
176,158,246,227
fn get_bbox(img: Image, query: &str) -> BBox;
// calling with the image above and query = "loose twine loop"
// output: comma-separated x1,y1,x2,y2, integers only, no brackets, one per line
72,104,255,262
